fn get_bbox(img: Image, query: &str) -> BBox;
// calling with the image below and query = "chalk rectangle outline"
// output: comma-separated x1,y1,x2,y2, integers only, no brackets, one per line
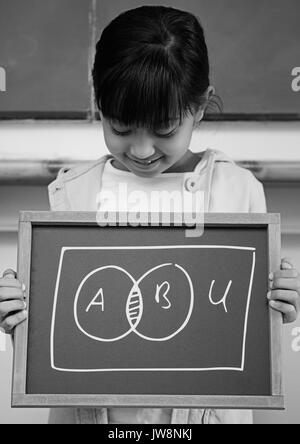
51,245,256,373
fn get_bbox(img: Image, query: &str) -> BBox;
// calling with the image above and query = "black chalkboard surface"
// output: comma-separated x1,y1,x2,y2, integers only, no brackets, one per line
12,212,284,409
0,0,91,117
0,0,299,119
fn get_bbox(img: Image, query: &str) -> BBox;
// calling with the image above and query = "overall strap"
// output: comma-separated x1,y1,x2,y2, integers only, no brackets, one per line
197,149,217,212
48,155,112,211
184,149,218,212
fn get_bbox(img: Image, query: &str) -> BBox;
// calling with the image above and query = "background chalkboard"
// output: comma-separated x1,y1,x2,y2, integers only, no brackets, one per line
0,0,299,120
26,223,271,398
0,0,91,118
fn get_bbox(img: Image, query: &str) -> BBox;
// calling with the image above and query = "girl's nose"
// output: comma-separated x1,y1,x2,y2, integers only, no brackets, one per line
130,144,156,160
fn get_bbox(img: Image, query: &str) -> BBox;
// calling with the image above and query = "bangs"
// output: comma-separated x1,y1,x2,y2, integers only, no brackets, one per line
97,53,193,130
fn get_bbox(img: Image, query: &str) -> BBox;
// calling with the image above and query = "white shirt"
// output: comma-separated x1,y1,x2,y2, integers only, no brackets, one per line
98,159,189,212
97,157,201,216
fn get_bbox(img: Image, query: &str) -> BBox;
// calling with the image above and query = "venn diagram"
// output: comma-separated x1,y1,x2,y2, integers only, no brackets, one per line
74,263,194,342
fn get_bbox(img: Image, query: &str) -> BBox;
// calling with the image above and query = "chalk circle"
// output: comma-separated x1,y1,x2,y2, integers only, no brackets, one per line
74,263,194,343
130,263,194,342
74,265,143,342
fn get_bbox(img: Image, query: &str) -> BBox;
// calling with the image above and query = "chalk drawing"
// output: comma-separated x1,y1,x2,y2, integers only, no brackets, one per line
74,265,140,343
73,263,194,343
86,287,105,313
208,280,233,313
50,245,256,373
155,281,171,310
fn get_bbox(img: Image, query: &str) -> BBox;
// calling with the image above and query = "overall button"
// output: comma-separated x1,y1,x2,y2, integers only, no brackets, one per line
185,177,198,192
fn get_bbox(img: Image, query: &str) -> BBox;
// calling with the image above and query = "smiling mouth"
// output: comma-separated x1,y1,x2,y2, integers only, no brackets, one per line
127,156,163,166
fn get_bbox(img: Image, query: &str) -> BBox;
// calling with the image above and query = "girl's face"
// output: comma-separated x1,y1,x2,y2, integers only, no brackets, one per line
100,109,203,178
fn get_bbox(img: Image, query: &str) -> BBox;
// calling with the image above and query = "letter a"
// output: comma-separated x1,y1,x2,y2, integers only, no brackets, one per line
86,288,105,313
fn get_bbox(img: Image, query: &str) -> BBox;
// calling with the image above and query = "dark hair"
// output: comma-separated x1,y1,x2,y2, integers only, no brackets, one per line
92,6,217,129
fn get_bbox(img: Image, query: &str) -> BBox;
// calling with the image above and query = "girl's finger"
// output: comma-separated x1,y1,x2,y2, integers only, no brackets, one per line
0,278,22,289
0,300,27,319
271,269,298,280
0,287,25,302
2,269,17,279
281,257,294,270
268,290,300,313
269,300,297,324
271,277,300,292
1,310,28,334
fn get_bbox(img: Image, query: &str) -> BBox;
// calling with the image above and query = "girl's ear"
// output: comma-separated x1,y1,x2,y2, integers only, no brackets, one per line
193,86,216,126
201,86,215,111
206,86,215,100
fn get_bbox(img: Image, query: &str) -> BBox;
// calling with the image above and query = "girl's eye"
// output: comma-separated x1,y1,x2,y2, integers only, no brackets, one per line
155,130,177,138
111,127,177,138
112,128,132,136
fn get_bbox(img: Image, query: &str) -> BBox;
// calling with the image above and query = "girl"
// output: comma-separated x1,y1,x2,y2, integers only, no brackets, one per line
1,6,299,425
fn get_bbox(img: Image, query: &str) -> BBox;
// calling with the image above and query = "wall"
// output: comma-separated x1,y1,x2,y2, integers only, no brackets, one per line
0,123,299,424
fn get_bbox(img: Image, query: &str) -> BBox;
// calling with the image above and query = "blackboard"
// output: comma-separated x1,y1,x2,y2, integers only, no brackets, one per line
0,0,299,120
12,212,284,409
0,0,91,118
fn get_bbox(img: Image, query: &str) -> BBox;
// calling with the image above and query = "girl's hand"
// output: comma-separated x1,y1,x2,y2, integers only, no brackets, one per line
0,269,27,334
268,258,300,324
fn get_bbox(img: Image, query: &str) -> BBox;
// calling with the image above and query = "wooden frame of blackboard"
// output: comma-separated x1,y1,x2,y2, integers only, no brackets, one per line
12,211,284,410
